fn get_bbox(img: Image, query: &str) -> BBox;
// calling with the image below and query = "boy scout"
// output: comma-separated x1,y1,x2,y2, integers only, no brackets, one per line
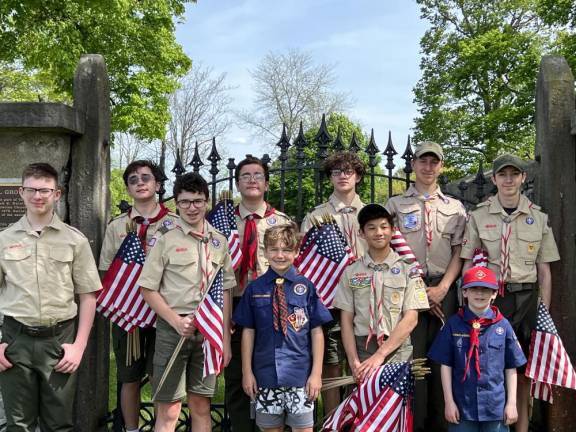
226,156,291,432
461,154,560,432
334,204,429,383
139,172,234,432
0,162,101,431
384,141,466,432
99,160,177,432
300,151,367,414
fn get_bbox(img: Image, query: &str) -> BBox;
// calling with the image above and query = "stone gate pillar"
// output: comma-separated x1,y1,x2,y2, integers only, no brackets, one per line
534,55,576,431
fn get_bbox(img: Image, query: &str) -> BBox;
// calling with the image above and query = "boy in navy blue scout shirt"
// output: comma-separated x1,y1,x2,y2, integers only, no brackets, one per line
233,224,332,431
428,266,526,432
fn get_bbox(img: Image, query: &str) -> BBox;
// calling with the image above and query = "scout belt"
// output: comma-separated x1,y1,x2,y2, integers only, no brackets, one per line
4,315,74,338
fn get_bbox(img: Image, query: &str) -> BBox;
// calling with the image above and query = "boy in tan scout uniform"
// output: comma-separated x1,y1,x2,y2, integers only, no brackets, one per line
0,163,101,432
384,141,466,432
99,160,177,432
461,154,560,432
334,204,429,383
300,151,367,415
226,156,292,432
139,172,234,432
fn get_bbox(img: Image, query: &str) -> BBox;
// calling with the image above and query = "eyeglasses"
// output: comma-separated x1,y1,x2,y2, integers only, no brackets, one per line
238,173,266,182
330,169,355,178
21,187,56,198
127,174,155,185
176,199,207,209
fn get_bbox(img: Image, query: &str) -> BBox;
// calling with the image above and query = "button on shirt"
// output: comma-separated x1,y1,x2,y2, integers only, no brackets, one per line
0,214,101,326
428,306,526,422
234,202,292,297
385,185,466,276
461,195,560,283
232,266,332,388
137,220,235,314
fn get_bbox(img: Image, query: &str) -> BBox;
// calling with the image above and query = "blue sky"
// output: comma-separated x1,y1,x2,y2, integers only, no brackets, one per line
176,0,429,162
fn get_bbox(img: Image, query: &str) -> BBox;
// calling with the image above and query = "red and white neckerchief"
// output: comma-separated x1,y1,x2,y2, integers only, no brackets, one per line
417,192,437,249
498,216,513,297
189,222,213,295
339,206,359,259
366,260,387,349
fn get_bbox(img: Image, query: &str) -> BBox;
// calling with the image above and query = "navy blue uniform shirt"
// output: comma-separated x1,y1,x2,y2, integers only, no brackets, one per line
233,266,333,388
428,306,526,422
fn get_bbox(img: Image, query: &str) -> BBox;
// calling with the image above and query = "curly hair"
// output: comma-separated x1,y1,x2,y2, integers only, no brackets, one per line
322,151,366,178
173,172,209,200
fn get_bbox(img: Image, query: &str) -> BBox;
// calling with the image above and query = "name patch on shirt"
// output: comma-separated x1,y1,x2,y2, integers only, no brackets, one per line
175,247,188,253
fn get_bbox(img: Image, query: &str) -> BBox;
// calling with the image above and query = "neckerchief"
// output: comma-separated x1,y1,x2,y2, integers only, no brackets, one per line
130,203,169,252
236,204,275,289
415,192,437,248
272,277,288,335
498,217,512,297
366,260,387,348
457,306,503,382
339,206,359,258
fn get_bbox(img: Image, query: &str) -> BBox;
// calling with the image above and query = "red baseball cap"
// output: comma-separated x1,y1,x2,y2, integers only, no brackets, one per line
461,266,498,290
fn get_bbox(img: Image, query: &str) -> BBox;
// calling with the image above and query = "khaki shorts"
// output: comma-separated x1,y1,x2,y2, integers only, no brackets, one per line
152,318,216,402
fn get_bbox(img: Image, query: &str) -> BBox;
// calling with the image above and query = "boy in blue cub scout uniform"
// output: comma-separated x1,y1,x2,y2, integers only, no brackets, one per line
233,223,332,431
428,266,526,432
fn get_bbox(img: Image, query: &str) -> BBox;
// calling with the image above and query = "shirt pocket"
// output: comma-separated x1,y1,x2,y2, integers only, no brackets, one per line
517,228,541,260
287,295,309,334
383,277,405,325
251,294,273,329
479,228,501,259
488,339,505,372
397,204,421,233
2,247,33,282
436,206,459,236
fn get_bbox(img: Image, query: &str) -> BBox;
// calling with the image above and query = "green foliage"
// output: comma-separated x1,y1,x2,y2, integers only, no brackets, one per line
413,0,544,174
537,0,576,72
0,0,191,140
109,168,131,218
267,113,403,220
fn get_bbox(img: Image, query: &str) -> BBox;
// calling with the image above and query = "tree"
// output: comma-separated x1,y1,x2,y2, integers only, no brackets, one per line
166,62,233,166
413,0,547,175
0,0,191,140
537,0,576,71
238,49,352,142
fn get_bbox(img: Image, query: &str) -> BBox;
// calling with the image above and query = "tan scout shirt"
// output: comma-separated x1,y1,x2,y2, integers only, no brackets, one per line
137,220,235,314
0,214,101,326
333,250,429,337
234,201,291,297
461,195,560,283
99,206,178,271
385,185,466,277
301,193,366,258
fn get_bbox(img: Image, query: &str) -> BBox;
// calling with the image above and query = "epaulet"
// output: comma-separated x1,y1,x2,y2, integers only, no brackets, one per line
108,212,128,225
476,199,491,208
274,209,292,222
66,224,88,238
312,202,329,211
529,202,541,211
156,218,177,236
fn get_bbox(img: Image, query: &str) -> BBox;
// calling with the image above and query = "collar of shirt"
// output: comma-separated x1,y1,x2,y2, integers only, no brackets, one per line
488,195,532,216
260,265,299,284
361,248,402,271
238,201,268,219
403,184,448,203
128,203,161,221
13,213,65,234
328,193,363,213
462,305,496,321
176,218,215,240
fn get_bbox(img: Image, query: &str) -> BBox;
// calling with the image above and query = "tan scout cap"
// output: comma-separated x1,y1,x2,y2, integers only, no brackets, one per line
492,154,526,174
414,141,444,160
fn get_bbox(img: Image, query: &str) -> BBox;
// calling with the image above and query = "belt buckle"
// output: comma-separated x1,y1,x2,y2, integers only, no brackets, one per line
26,326,43,337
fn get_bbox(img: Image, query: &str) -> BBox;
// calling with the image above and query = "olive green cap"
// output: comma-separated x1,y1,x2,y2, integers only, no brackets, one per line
492,154,526,174
414,141,444,160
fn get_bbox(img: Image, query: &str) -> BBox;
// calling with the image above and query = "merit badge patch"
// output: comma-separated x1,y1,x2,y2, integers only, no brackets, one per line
294,283,307,295
288,307,308,331
417,290,427,303
495,326,505,335
267,216,277,226
526,217,534,225
391,267,400,275
211,237,221,248
403,214,419,230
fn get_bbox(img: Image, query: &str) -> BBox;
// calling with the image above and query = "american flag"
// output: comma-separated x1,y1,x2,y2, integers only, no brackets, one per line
295,221,354,308
97,232,155,331
390,228,423,275
323,361,414,432
193,269,225,378
208,200,242,271
526,302,576,403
